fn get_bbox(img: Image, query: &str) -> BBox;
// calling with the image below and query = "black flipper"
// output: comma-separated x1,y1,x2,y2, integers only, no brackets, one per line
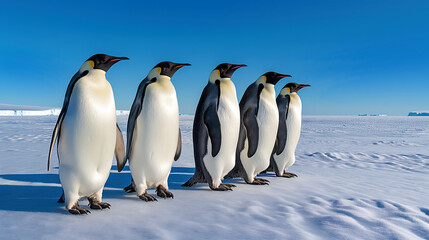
204,104,221,157
47,70,88,171
174,128,181,161
275,94,290,155
120,77,155,172
243,108,259,158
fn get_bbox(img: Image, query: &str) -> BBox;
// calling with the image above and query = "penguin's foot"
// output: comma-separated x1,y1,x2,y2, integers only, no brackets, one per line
210,183,236,191
156,185,174,199
256,178,270,183
68,203,91,215
138,193,158,202
248,178,270,185
124,183,136,193
88,198,111,210
280,172,298,178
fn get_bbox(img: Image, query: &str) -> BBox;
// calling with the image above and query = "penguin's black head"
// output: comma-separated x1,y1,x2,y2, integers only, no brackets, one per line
263,72,292,85
283,82,311,93
154,61,191,78
214,63,247,78
86,54,129,72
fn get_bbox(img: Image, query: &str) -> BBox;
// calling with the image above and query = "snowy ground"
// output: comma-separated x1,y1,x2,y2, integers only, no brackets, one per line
0,115,428,239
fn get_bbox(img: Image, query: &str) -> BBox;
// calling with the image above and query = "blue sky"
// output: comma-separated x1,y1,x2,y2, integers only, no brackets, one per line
0,1,428,115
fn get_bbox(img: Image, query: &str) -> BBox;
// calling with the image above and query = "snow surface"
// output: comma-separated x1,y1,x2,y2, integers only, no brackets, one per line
0,115,429,239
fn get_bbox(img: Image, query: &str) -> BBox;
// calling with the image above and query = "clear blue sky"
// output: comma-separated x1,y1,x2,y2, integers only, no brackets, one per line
0,1,428,115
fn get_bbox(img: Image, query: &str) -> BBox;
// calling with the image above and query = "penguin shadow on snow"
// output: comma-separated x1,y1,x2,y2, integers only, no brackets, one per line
167,167,197,190
0,166,198,213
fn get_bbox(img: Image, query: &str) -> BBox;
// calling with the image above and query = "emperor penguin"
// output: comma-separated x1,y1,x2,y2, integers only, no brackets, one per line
270,82,310,177
47,54,128,214
119,61,190,201
182,63,246,191
226,72,291,184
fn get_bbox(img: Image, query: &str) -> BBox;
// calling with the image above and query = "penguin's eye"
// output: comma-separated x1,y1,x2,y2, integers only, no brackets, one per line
150,77,157,82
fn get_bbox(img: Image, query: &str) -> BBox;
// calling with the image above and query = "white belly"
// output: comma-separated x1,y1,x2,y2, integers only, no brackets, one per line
273,94,302,172
129,79,179,194
241,87,279,181
59,70,116,198
203,80,240,187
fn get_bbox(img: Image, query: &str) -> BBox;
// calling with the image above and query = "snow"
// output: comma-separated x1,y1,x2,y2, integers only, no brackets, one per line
0,115,429,239
409,111,429,116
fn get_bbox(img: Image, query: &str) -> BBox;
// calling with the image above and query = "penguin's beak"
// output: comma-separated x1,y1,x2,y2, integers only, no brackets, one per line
278,74,292,79
268,73,292,85
167,62,191,78
230,64,247,70
110,56,129,62
173,63,191,69
225,64,246,78
299,84,311,88
96,56,129,72
296,84,311,92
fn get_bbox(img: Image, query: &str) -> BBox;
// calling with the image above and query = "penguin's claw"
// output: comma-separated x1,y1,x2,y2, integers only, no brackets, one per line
255,178,270,183
223,183,236,188
281,172,298,178
88,197,111,210
124,183,136,193
211,183,234,191
138,193,158,202
68,204,91,215
89,201,111,210
156,186,174,199
249,178,270,185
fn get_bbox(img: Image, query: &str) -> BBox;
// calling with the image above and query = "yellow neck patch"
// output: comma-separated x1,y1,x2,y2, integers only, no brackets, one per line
215,69,220,77
286,87,291,93
89,60,95,69
263,76,267,83
157,67,162,75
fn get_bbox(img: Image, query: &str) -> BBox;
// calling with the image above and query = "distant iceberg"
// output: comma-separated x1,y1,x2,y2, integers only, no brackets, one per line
408,111,429,116
0,104,130,116
358,114,387,116
0,109,61,116
116,110,130,116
